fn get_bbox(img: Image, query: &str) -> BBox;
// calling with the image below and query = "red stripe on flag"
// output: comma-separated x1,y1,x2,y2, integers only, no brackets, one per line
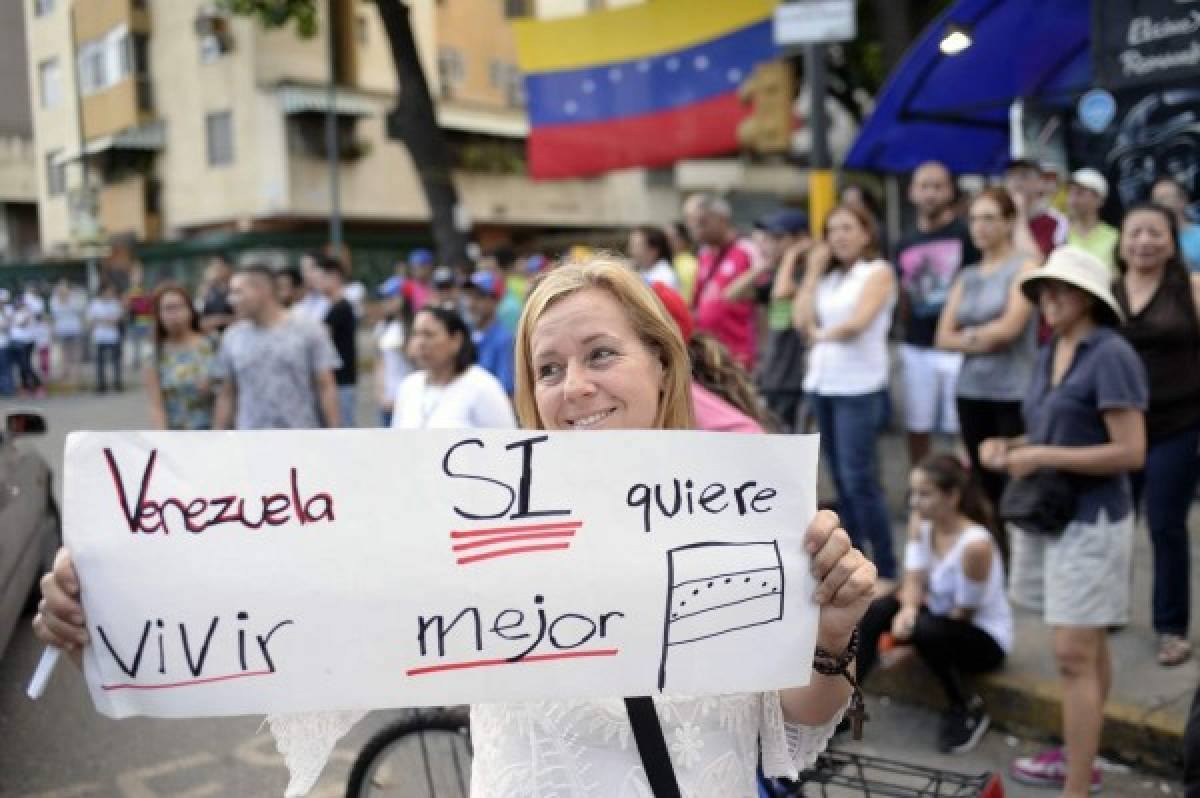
456,542,572,565
452,529,576,552
528,91,747,179
450,520,583,538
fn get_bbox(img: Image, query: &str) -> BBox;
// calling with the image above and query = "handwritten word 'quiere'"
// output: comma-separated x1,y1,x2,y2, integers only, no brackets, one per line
104,448,334,535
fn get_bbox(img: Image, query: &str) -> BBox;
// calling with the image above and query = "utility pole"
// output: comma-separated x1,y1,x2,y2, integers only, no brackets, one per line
805,43,834,236
326,0,343,250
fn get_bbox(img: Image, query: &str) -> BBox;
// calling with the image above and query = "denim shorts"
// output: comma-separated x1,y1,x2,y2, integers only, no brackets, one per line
1008,509,1133,628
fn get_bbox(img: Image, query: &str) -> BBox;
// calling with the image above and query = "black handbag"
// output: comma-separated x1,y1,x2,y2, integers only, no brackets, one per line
998,469,1078,537
625,697,682,798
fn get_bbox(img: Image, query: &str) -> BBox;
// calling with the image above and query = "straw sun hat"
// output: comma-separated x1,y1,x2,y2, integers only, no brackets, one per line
1019,246,1124,325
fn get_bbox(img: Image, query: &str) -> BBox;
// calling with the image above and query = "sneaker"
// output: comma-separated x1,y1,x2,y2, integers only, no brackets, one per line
938,699,990,754
1158,634,1192,667
1011,747,1102,793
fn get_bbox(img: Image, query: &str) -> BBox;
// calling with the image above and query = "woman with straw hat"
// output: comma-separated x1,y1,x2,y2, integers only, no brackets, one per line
980,246,1148,797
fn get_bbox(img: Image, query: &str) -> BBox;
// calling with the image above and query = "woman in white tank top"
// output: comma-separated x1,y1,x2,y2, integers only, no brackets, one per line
854,454,1012,755
793,204,899,580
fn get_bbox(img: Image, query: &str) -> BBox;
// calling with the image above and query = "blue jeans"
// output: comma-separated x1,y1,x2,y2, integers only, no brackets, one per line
809,390,897,579
1132,422,1200,636
13,341,40,391
0,344,13,396
95,342,122,391
336,385,356,428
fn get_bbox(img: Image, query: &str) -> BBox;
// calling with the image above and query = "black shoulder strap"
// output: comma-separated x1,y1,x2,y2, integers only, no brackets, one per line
624,696,682,798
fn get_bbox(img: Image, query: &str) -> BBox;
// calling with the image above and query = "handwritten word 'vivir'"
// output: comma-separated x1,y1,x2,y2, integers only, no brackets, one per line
96,611,293,690
104,448,335,535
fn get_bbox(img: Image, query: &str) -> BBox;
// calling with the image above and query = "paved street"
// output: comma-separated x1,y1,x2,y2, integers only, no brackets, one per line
0,385,1184,796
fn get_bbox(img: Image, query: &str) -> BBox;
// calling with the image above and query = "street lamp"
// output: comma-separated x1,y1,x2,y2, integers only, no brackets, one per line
939,22,972,56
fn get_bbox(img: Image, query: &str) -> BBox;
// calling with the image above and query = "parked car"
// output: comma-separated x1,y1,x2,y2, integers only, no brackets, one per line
0,411,60,657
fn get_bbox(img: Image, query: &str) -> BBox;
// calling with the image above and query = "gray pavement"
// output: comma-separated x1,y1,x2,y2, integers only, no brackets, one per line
0,379,1190,795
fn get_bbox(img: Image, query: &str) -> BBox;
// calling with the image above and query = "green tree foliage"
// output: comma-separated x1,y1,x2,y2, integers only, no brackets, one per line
219,0,470,267
827,0,954,122
218,0,318,38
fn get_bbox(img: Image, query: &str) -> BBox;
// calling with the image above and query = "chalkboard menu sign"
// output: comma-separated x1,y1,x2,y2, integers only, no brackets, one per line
1093,0,1200,89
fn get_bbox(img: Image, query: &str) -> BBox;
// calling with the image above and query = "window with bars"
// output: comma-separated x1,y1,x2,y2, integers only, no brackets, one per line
33,0,55,17
38,58,61,109
45,151,65,196
506,64,526,107
206,111,234,167
437,48,465,98
503,0,531,18
76,26,132,96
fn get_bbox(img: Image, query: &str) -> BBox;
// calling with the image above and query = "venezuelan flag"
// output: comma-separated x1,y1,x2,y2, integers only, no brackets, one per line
513,0,778,179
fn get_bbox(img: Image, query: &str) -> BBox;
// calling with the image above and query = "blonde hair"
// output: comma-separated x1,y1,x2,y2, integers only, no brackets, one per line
514,256,694,431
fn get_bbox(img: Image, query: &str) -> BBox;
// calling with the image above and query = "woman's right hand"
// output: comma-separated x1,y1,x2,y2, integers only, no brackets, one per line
978,438,1009,471
807,241,833,276
33,548,88,665
890,605,918,641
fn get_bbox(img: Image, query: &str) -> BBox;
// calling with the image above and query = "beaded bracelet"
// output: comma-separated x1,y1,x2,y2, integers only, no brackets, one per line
812,627,868,740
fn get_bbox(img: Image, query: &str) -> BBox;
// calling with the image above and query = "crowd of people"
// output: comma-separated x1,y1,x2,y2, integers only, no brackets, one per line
19,158,1200,798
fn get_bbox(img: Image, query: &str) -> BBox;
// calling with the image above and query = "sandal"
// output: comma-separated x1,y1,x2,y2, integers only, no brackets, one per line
1158,634,1193,666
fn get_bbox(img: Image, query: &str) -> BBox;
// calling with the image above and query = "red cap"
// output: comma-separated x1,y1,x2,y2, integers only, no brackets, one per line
650,281,692,343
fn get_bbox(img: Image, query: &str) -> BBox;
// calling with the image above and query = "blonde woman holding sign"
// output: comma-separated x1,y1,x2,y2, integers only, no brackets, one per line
35,257,876,798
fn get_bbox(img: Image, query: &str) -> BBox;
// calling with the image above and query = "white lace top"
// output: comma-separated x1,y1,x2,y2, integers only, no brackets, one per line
469,693,843,798
266,691,842,797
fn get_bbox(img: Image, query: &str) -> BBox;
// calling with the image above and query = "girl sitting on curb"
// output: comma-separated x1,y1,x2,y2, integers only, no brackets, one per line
856,453,1012,755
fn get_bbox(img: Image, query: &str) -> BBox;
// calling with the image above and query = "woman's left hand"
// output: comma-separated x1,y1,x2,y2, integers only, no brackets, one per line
805,510,877,653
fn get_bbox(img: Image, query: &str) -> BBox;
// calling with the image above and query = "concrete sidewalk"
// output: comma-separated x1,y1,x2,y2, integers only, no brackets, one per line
855,427,1198,777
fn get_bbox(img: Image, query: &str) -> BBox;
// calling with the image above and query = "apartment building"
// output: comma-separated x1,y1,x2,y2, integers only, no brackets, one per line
24,0,678,256
0,2,40,261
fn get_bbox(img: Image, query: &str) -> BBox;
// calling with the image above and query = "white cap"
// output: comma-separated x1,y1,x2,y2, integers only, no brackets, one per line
1070,167,1109,201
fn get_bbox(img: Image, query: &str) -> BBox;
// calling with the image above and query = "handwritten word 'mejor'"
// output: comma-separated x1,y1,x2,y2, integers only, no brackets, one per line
104,448,335,535
412,594,625,674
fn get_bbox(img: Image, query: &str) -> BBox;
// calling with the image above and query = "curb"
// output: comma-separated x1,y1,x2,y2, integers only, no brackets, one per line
864,659,1186,776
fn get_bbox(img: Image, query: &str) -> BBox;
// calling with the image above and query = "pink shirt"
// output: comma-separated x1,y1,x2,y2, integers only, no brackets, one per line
694,238,759,371
404,280,433,311
691,382,764,433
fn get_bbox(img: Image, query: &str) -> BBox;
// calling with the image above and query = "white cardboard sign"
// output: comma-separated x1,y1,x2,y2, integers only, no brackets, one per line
64,430,820,718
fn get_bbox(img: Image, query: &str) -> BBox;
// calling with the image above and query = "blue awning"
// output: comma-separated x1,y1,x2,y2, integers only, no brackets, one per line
845,0,1092,175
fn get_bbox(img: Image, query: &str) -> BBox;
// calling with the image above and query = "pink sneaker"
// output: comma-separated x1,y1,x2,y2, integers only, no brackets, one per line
1011,747,1102,793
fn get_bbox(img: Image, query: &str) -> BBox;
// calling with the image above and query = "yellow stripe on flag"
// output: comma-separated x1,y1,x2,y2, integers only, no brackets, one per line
512,0,776,74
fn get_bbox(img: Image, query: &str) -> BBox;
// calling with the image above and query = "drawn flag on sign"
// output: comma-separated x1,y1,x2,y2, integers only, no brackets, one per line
658,540,784,689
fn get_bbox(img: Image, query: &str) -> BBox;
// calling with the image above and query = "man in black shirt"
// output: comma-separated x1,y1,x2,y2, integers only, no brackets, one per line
893,161,980,467
199,254,235,336
317,256,357,427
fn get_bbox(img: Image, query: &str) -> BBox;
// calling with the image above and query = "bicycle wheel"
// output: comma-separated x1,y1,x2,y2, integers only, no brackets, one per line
346,711,473,798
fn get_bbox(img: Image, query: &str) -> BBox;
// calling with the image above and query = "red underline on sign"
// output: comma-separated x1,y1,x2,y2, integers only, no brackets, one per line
450,520,584,539
405,648,620,677
456,542,571,565
452,529,576,552
101,670,274,691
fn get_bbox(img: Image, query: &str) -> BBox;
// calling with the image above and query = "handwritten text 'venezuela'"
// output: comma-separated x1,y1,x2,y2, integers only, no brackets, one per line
104,448,335,535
